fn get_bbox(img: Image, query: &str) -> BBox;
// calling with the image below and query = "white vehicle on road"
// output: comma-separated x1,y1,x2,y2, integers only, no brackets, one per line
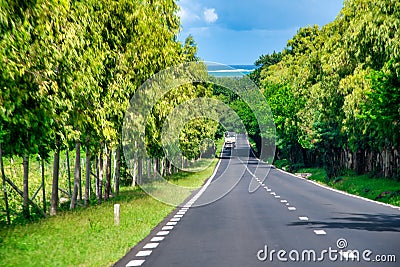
224,131,236,149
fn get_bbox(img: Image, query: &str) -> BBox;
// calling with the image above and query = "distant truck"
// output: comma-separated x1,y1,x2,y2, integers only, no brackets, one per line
224,131,236,149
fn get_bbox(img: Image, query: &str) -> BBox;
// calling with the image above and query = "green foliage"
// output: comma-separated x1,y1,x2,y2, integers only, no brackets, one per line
362,62,400,149
179,118,218,160
0,0,218,222
256,0,400,179
211,75,273,156
249,51,283,86
299,168,400,207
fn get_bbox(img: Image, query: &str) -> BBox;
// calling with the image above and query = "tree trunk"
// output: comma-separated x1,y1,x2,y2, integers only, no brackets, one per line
23,154,30,218
162,157,166,176
115,145,121,196
0,143,11,224
131,156,137,187
384,148,389,178
66,150,71,196
5,176,45,217
148,159,152,179
79,158,83,201
138,158,142,185
97,151,103,204
356,150,364,175
154,158,159,178
50,137,60,216
84,147,90,206
70,140,81,209
95,156,99,198
41,158,46,214
105,145,111,200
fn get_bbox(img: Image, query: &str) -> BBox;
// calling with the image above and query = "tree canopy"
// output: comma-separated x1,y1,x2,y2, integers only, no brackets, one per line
0,0,218,223
254,0,400,179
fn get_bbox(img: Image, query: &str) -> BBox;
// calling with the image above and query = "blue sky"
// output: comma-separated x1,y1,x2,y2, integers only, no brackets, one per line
177,0,344,65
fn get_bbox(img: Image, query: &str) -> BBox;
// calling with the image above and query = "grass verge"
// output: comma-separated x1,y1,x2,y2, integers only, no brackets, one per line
0,141,222,267
297,168,400,207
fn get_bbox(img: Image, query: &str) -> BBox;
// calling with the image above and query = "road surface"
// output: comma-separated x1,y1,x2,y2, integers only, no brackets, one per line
115,134,400,267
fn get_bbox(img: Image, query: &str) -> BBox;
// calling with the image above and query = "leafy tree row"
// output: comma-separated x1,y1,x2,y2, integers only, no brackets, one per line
0,0,213,223
255,0,400,179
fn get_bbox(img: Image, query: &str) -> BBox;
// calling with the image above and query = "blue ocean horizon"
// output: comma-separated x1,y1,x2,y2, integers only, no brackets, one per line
207,63,256,77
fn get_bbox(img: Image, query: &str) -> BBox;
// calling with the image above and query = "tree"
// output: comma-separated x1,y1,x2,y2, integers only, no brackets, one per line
255,0,400,179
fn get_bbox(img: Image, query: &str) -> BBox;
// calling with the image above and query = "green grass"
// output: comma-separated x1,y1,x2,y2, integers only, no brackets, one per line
0,188,172,267
297,168,400,207
0,141,222,267
168,159,216,187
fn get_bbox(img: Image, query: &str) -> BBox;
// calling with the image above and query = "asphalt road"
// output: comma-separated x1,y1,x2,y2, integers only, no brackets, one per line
115,134,400,267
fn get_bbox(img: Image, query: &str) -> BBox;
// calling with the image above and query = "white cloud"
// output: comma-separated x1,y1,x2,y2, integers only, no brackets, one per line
178,6,200,23
203,8,218,23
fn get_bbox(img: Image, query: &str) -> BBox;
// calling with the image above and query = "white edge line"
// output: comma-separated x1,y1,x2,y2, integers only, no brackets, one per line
249,135,400,212
275,167,400,211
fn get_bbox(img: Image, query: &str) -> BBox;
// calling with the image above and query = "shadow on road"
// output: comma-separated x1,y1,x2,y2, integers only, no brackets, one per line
288,212,400,232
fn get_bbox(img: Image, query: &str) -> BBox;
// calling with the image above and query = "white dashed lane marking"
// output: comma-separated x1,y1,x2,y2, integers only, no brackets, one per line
240,155,332,245
314,230,327,235
151,236,164,242
156,231,170,236
126,259,145,267
136,250,152,257
143,243,159,249
123,147,226,267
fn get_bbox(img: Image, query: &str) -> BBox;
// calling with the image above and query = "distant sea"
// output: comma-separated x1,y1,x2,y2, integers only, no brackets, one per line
207,64,256,77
